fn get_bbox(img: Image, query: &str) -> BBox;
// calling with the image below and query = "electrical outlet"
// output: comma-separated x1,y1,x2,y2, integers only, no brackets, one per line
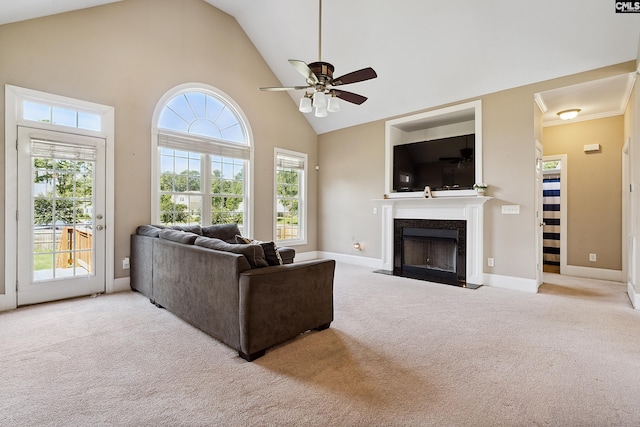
123,257,130,269
589,253,596,262
487,258,495,267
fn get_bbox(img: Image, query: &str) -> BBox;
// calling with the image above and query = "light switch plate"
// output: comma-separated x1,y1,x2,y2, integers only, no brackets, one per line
501,205,520,214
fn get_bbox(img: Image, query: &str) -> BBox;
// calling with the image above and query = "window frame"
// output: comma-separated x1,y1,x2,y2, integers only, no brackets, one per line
151,83,254,235
274,148,307,246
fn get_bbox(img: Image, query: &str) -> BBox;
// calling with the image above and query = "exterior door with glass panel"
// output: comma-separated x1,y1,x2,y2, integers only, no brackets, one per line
17,127,106,306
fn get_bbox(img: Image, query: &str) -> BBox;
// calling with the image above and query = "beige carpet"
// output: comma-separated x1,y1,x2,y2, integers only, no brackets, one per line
1,264,640,426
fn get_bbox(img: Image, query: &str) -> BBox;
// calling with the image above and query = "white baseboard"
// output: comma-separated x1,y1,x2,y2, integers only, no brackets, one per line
483,273,539,293
562,265,623,282
316,251,384,269
0,294,17,312
628,282,640,309
111,277,131,293
294,251,319,262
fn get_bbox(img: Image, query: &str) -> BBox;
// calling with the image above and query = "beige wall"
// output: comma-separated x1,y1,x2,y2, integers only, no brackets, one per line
0,0,318,294
543,117,624,270
318,62,636,287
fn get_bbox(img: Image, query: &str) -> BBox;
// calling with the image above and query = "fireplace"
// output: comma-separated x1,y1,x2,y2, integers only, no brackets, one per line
394,219,466,286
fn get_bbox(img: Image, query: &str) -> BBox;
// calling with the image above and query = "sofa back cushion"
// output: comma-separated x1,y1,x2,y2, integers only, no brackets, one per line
202,224,241,243
159,229,199,245
136,225,162,237
194,236,268,268
169,224,202,235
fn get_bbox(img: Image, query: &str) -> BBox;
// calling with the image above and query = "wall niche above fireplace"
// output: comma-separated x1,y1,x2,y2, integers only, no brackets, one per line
385,100,482,198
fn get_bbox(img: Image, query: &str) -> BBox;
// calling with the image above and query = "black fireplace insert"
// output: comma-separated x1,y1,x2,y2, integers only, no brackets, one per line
394,219,466,286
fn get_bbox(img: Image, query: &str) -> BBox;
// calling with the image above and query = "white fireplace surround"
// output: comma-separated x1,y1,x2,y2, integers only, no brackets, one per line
380,196,490,286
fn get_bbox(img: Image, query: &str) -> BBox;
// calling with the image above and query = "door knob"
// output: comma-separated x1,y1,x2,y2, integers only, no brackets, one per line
96,225,104,231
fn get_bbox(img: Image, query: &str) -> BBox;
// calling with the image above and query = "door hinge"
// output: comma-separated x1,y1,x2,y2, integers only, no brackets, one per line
16,210,19,221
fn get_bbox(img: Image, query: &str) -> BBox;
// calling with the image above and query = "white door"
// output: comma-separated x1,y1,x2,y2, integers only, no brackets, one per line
17,127,106,306
535,140,544,287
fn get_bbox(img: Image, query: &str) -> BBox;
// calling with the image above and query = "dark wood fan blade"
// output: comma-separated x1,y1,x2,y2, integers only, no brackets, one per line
260,86,311,91
334,90,368,105
289,59,319,85
332,67,377,86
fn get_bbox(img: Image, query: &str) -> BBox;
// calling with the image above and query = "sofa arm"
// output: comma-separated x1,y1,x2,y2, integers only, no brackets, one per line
276,246,295,264
238,259,335,358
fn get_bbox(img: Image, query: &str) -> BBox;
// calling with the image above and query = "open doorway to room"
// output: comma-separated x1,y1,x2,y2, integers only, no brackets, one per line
542,156,566,274
535,72,635,291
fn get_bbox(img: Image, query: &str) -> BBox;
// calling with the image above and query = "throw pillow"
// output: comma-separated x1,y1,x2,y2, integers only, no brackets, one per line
235,234,252,244
194,236,268,268
234,235,283,266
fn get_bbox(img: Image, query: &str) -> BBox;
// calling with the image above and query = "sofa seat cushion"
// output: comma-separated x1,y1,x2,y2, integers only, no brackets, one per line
202,224,242,243
195,236,268,268
159,229,199,245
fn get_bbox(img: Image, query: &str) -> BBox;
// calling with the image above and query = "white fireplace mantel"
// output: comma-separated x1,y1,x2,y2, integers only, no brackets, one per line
378,196,491,286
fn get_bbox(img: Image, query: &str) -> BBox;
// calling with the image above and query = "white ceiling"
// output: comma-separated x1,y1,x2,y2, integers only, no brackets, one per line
2,0,639,134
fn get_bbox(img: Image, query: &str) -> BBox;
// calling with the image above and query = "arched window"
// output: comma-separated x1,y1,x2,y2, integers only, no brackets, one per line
152,84,253,234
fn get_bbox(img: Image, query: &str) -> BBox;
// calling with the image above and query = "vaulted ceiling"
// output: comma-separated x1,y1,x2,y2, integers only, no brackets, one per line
1,0,638,134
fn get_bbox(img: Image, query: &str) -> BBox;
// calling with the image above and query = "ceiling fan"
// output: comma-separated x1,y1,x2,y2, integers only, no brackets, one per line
439,136,474,167
259,0,377,117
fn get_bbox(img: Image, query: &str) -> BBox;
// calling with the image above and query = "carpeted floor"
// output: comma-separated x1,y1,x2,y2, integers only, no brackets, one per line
1,263,639,426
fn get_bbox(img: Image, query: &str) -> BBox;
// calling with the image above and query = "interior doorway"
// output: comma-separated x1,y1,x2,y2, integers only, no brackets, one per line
542,156,567,274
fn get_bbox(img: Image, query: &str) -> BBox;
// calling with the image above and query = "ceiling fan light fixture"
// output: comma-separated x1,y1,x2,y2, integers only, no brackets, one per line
557,108,581,120
315,103,328,117
327,94,340,112
299,96,312,113
313,90,327,108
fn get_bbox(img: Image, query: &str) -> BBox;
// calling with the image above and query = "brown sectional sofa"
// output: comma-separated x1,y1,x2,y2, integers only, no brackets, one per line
130,224,335,361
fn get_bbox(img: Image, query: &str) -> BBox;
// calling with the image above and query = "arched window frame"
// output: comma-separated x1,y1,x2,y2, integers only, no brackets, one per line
151,83,254,236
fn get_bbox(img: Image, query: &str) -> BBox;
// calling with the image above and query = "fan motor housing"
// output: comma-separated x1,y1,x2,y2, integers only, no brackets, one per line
308,61,334,83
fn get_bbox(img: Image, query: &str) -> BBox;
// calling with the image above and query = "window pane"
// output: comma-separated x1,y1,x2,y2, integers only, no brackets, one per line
205,95,225,122
275,151,305,243
52,107,77,127
158,108,189,132
166,95,196,124
190,119,221,139
185,92,206,118
216,107,240,132
78,112,101,131
221,123,245,144
24,101,51,123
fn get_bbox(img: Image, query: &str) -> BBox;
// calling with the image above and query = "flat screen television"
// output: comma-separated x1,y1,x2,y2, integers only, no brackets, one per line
393,134,475,192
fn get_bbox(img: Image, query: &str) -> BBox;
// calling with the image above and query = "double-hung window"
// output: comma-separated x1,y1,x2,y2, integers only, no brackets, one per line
274,148,307,245
154,86,252,234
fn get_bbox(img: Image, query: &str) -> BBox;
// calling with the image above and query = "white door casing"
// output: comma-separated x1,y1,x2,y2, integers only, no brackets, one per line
535,140,543,288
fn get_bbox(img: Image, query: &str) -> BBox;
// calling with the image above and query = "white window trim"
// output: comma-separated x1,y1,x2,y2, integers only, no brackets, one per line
151,83,254,235
3,85,115,311
274,147,307,246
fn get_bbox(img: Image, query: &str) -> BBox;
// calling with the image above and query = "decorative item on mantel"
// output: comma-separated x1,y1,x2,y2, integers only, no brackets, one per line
473,183,488,196
423,186,433,198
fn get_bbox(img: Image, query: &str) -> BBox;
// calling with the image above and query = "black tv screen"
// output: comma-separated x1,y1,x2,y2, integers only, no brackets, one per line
393,134,475,192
